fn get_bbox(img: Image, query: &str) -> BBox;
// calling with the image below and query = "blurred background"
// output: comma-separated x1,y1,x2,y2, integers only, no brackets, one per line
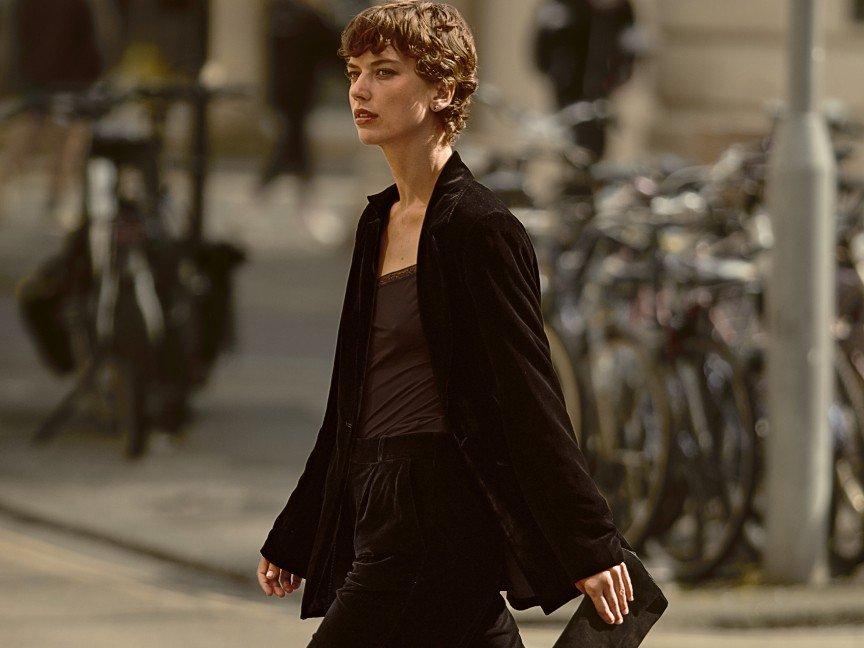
1,1,864,646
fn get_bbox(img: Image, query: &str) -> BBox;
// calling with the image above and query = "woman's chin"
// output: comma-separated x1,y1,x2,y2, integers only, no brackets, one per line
357,131,386,146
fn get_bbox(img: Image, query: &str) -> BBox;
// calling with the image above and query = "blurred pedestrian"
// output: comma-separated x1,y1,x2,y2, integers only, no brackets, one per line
259,0,338,191
532,0,637,160
256,2,635,646
0,0,122,228
257,0,346,247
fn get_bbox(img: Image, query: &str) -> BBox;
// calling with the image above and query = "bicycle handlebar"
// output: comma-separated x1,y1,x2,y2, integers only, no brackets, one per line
0,82,253,123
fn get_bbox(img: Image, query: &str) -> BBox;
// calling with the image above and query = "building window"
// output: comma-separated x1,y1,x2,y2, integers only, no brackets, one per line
854,0,864,22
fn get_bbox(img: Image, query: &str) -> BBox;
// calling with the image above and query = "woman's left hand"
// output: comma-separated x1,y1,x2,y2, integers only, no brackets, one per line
574,561,634,625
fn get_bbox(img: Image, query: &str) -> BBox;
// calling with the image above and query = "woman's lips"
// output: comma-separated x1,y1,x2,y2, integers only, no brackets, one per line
354,111,378,125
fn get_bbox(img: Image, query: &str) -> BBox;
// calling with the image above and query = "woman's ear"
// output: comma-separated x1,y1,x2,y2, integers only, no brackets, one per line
431,79,456,112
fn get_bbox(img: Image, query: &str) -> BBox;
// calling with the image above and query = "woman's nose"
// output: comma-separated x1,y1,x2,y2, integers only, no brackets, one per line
350,75,371,101
350,87,370,103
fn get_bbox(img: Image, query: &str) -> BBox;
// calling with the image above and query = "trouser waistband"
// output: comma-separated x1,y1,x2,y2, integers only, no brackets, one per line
349,430,454,463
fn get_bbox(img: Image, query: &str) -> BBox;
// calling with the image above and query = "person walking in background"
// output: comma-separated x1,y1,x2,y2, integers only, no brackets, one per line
256,3,635,646
258,0,343,245
0,0,122,228
532,0,637,160
259,0,337,188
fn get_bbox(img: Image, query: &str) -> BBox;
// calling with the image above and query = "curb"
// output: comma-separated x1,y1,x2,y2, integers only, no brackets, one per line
0,499,252,587
3,497,864,630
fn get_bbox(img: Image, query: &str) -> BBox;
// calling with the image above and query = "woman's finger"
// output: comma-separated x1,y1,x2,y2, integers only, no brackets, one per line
257,563,274,596
272,573,287,597
621,561,634,602
611,565,629,616
604,575,623,624
591,588,616,624
258,558,279,596
279,571,298,594
265,565,286,598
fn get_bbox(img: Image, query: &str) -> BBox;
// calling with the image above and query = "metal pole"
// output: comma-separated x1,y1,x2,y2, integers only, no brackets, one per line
765,0,835,584
189,0,211,249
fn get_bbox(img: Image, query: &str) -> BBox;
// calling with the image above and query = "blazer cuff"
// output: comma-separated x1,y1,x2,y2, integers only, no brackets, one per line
260,533,310,578
561,531,627,586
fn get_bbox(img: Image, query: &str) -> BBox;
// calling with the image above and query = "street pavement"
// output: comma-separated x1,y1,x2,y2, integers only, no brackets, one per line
1,164,864,646
3,515,864,647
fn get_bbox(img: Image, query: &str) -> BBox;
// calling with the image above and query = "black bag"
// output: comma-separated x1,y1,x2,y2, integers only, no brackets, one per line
16,226,91,375
191,240,246,368
553,548,668,648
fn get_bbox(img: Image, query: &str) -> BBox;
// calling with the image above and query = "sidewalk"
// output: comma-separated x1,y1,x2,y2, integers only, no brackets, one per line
7,519,863,648
2,165,864,634
2,417,864,632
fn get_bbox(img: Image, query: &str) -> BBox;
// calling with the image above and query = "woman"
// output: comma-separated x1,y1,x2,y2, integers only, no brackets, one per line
257,3,634,646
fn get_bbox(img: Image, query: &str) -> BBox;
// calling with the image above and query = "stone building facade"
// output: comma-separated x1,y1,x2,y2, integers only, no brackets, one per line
201,0,864,167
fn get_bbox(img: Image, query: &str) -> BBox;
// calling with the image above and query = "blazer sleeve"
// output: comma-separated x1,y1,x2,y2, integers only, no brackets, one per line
259,218,363,575
460,211,631,585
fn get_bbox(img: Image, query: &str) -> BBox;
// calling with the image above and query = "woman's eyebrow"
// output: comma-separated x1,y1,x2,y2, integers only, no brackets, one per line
346,58,401,69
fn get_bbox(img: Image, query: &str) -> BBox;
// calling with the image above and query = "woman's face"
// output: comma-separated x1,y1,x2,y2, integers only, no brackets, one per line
346,44,444,147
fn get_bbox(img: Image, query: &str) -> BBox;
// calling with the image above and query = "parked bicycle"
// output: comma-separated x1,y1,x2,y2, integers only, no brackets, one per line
474,87,864,582
9,82,250,459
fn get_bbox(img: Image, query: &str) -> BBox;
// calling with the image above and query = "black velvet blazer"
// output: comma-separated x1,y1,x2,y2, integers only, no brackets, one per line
260,149,633,619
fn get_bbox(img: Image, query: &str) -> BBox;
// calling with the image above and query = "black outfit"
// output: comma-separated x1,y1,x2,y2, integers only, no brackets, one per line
260,150,634,622
306,265,524,646
309,432,524,647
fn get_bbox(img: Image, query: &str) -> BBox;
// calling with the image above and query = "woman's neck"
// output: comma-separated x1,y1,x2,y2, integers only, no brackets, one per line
381,143,453,210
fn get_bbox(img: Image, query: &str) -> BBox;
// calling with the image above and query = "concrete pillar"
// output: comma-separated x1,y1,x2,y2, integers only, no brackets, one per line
471,0,550,149
206,0,268,155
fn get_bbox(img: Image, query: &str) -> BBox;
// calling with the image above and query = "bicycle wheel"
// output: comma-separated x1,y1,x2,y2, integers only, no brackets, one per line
100,355,149,459
576,330,673,549
648,337,757,581
829,346,864,575
744,344,864,575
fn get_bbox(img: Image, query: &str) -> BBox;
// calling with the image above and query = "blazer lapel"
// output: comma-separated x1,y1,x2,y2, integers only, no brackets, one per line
419,230,454,402
337,216,381,425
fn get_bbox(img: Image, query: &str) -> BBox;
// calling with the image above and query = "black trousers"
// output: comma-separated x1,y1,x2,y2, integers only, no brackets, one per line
307,431,526,648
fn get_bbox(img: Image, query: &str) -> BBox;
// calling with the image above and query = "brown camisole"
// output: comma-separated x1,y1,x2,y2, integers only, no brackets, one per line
353,263,450,439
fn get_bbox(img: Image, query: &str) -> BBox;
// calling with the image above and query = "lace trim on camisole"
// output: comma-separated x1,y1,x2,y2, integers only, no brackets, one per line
377,263,417,285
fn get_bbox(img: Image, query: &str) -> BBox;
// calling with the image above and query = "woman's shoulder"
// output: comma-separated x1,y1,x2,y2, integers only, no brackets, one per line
454,180,530,236
453,183,533,253
350,200,381,243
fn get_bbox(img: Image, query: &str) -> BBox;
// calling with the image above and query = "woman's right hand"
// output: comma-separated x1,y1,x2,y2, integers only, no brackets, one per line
257,556,303,598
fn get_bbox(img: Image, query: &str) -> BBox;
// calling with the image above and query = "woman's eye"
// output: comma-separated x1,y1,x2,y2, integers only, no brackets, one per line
344,69,395,82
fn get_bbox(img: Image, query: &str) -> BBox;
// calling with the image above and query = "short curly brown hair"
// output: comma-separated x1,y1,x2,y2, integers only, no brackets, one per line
337,1,479,146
